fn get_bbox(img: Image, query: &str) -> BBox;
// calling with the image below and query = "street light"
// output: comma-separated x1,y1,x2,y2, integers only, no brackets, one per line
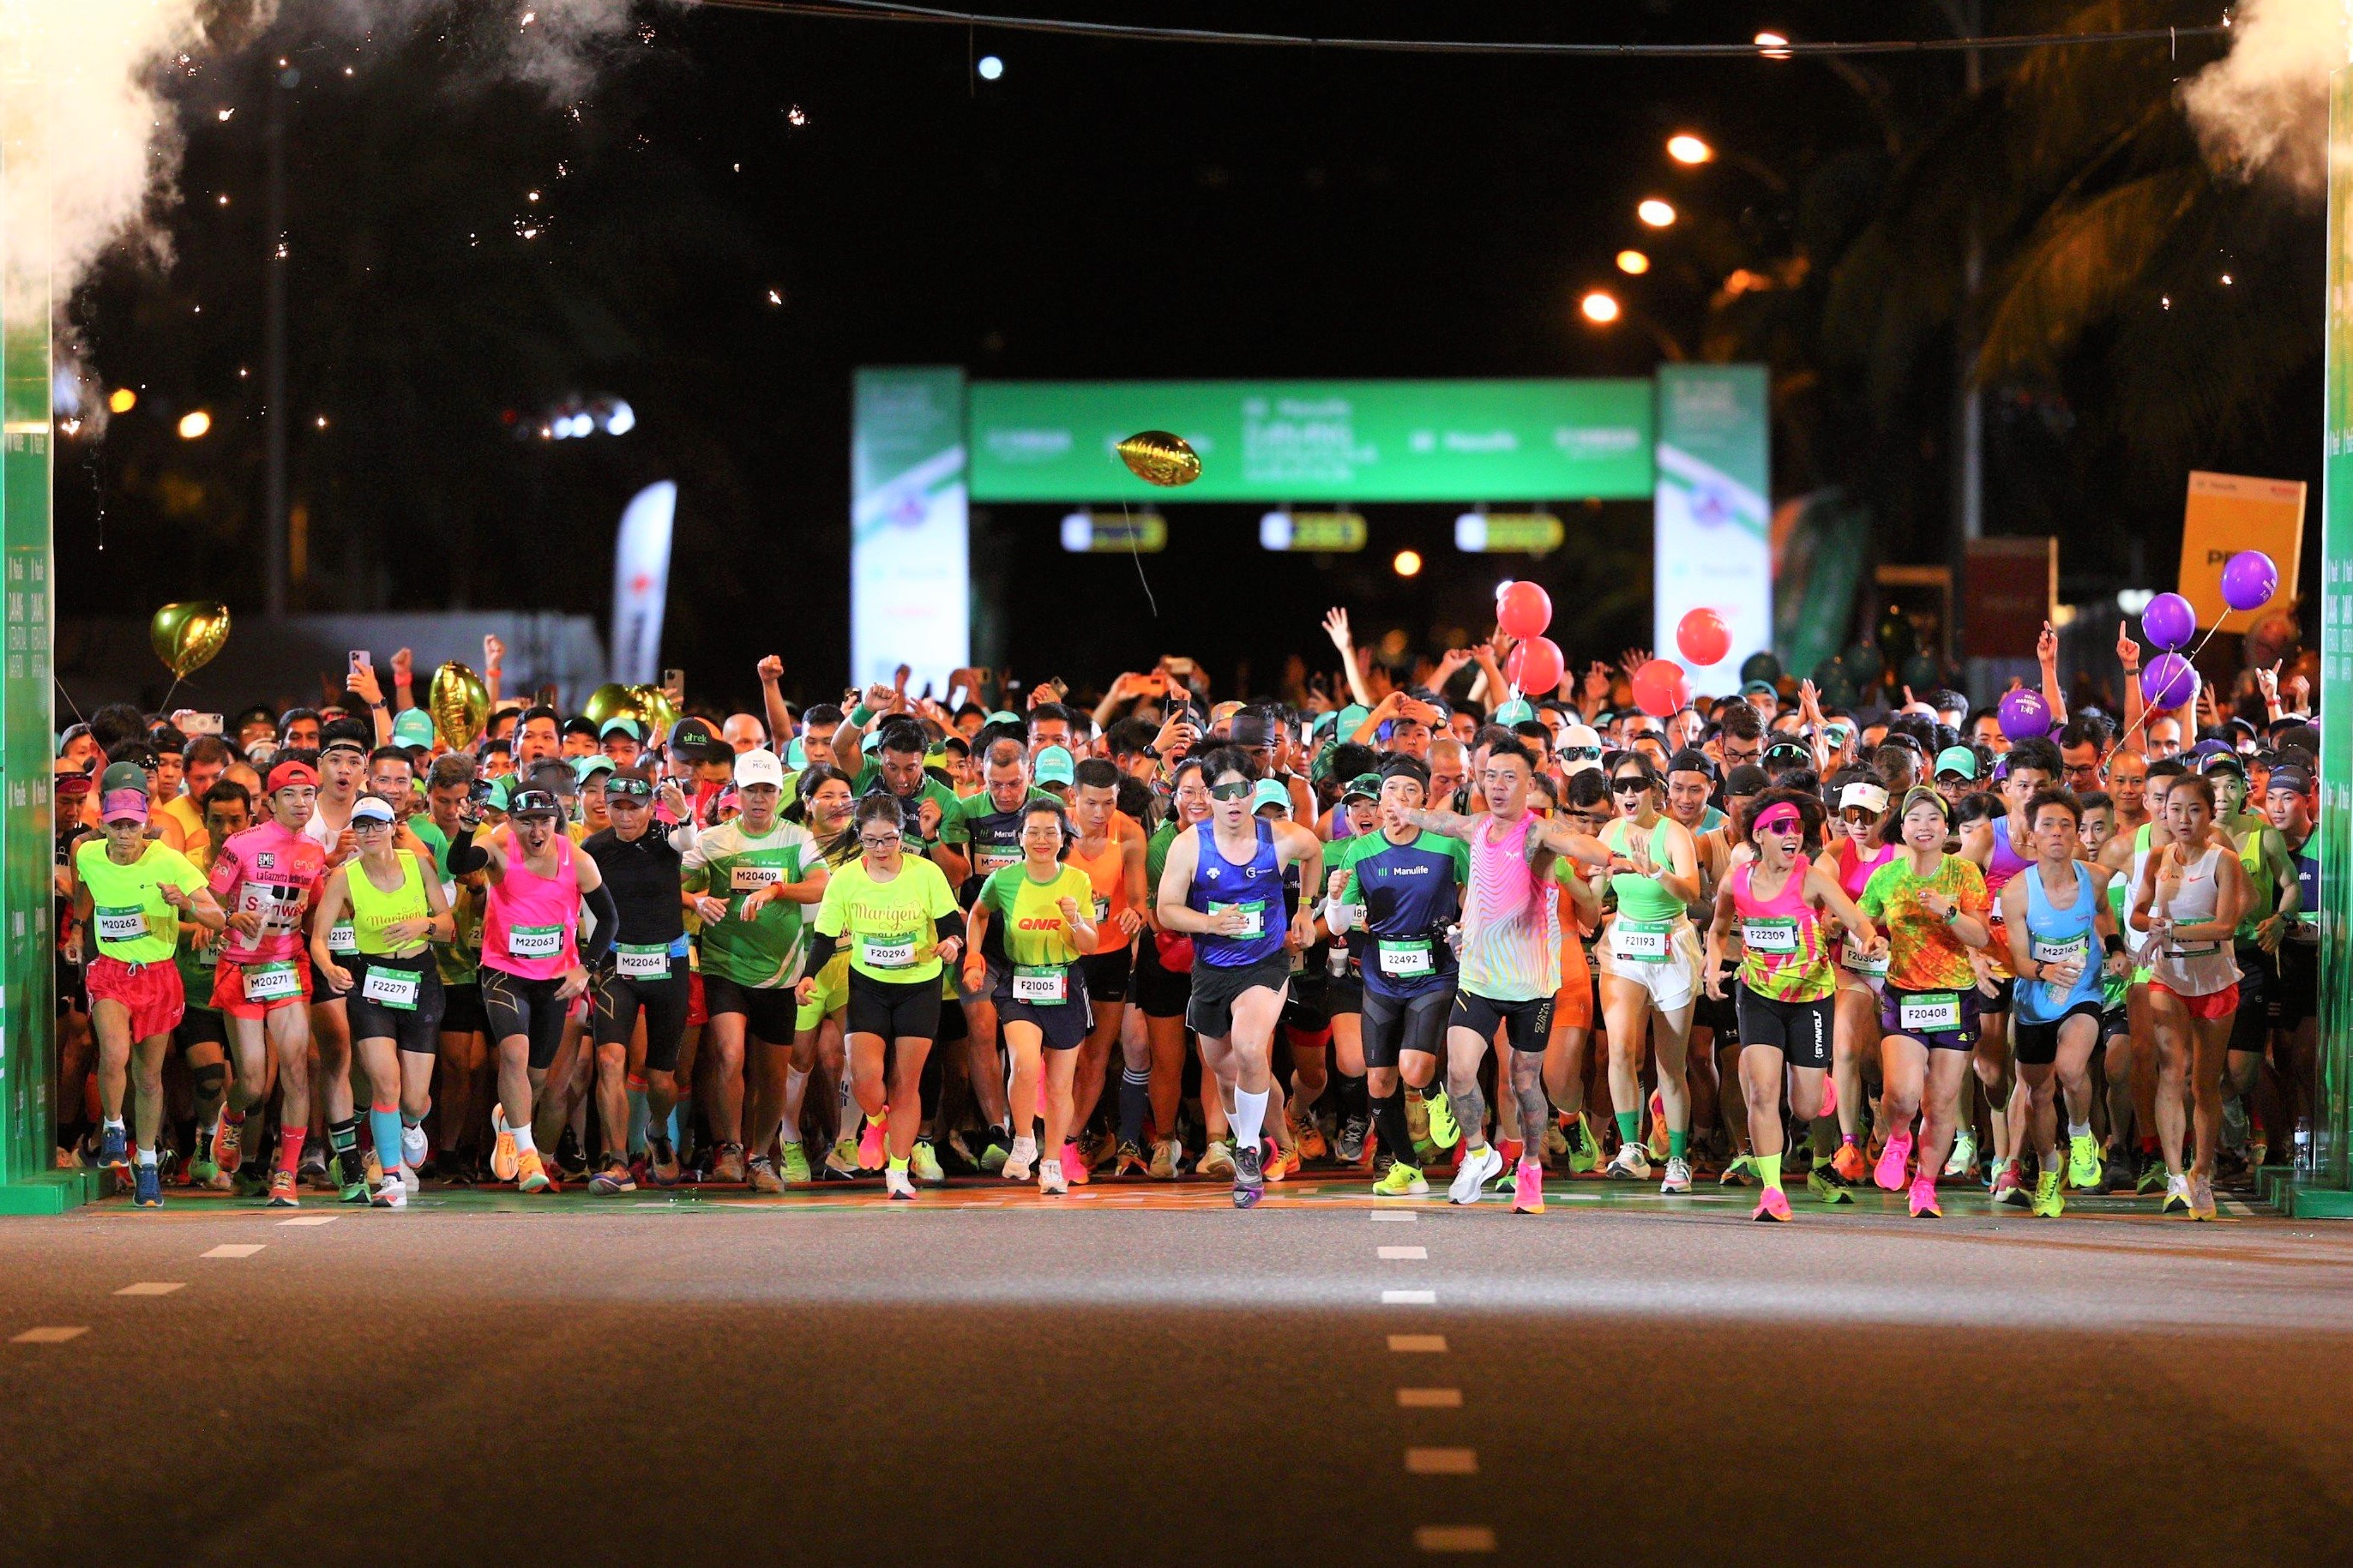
1754,30,1792,58
1580,290,1621,324
1393,549,1423,578
1616,249,1651,275
1637,198,1676,228
1666,133,1714,165
177,410,211,440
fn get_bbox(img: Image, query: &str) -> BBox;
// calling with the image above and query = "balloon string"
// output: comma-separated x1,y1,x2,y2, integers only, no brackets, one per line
2099,620,2224,766
1119,501,1158,618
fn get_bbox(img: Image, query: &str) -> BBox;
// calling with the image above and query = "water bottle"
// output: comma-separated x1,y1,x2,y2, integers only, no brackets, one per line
2295,1121,2314,1172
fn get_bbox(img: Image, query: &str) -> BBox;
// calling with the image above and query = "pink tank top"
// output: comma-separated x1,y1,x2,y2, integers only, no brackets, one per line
1829,838,1894,899
482,833,581,979
1728,852,1832,1000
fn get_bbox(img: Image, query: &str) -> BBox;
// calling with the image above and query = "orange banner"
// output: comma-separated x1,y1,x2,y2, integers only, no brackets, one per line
2179,471,2306,634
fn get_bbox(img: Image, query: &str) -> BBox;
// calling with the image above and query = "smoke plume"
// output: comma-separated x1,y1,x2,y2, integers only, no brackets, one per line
2181,0,2353,198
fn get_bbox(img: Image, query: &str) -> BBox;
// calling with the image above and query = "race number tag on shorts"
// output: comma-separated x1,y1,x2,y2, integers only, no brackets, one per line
1378,938,1435,977
359,965,420,1011
1612,924,1670,963
2031,935,2088,970
1209,901,1266,939
1840,939,1888,977
507,924,563,960
327,919,358,954
94,905,148,945
1899,992,1963,1033
862,933,918,970
243,961,302,1002
730,863,783,895
1011,964,1068,1004
616,943,670,981
1741,918,1798,956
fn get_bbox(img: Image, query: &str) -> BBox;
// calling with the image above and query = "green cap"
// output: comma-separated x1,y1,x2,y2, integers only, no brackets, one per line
572,754,616,784
1934,745,1980,781
1336,703,1372,737
1492,699,1536,726
1341,772,1381,803
99,760,150,796
1034,745,1076,786
786,736,808,770
986,710,1022,727
1251,778,1291,816
483,775,515,813
391,709,436,749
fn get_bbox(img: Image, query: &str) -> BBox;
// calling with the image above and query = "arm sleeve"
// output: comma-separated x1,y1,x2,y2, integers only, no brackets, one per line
803,930,839,972
443,837,490,876
579,880,617,965
935,910,966,947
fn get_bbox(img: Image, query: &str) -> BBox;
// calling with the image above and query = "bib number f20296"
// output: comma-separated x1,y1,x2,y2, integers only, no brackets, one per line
862,934,918,970
1898,992,1963,1033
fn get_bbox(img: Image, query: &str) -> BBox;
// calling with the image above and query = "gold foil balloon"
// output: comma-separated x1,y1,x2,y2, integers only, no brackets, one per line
583,682,644,729
629,683,679,733
1116,430,1202,488
149,601,231,679
428,662,490,749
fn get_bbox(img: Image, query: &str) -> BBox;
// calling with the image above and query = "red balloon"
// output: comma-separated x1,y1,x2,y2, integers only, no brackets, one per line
1506,635,1565,696
1630,658,1690,718
1675,607,1730,667
1495,581,1553,640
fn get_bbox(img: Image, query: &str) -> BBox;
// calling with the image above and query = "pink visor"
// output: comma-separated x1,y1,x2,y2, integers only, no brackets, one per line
100,789,149,823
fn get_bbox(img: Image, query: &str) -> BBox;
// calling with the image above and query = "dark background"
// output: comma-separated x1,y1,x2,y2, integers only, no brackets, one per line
59,1,2321,714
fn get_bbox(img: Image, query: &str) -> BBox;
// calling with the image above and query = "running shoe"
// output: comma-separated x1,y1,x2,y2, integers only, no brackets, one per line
400,1121,428,1173
1063,1141,1091,1186
214,1114,244,1175
1150,1138,1183,1180
1831,1141,1868,1185
234,1167,270,1199
1991,1162,2028,1209
590,1157,635,1196
1372,1162,1428,1198
1447,1144,1503,1205
1423,1092,1461,1150
552,1128,589,1183
133,1162,163,1209
194,1162,232,1193
1659,1156,1694,1195
1719,1153,1758,1188
1112,1139,1150,1177
978,1126,1013,1174
650,1138,683,1187
1336,1114,1369,1164
856,1114,888,1171
1231,1140,1266,1209
822,1136,858,1181
910,1139,945,1184
1039,1159,1068,1196
97,1123,128,1174
1873,1128,1911,1189
1604,1143,1651,1181
267,1169,299,1208
747,1156,783,1194
1198,1140,1237,1179
884,1166,917,1200
2055,1134,2093,1191
1294,1114,1328,1162
2188,1174,2217,1221
2031,1168,2064,1218
2102,1150,2135,1194
1752,1187,1792,1223
1643,1091,1669,1162
779,1142,812,1185
2136,1152,2169,1196
516,1149,552,1194
371,1171,407,1209
1540,1117,1570,1162
1941,1127,1977,1182
490,1106,521,1182
1003,1137,1037,1183
1807,1165,1857,1205
1266,1136,1295,1182
709,1143,748,1185
1566,1113,1602,1175
190,1119,220,1184
2160,1174,2192,1216
1907,1174,1941,1218
1511,1157,1545,1215
340,1167,373,1205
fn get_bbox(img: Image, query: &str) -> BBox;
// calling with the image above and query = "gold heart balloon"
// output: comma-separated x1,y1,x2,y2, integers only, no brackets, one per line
1116,430,1202,488
583,682,644,730
428,662,490,750
149,600,231,679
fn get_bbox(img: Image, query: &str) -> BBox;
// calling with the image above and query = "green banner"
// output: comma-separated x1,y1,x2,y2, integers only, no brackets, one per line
967,379,1655,502
2314,64,2353,1206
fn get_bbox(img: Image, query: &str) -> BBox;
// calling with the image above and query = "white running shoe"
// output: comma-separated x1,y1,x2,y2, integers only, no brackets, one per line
1149,1138,1182,1179
884,1167,918,1200
1003,1135,1037,1183
1605,1143,1652,1181
371,1172,406,1210
1198,1140,1236,1179
1038,1159,1068,1196
1659,1156,1693,1194
1942,1127,1977,1180
400,1122,428,1171
1447,1144,1504,1205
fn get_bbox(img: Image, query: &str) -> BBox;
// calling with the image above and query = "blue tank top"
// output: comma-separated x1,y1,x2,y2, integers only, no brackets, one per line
2013,861,2103,1023
1188,818,1287,969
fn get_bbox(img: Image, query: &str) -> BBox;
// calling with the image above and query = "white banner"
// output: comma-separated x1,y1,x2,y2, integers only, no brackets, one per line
610,481,676,686
1652,365,1771,681
851,369,970,692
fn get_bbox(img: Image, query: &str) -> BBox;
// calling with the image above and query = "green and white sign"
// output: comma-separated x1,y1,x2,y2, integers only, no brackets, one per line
967,379,1655,502
851,367,969,691
1653,364,1771,677
2313,64,2353,1205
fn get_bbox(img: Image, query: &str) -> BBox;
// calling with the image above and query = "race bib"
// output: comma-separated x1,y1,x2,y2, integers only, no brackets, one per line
359,965,421,1011
2031,934,2089,970
1209,900,1266,939
1092,894,1110,923
1378,938,1434,977
616,943,671,981
1011,964,1068,1004
506,923,563,960
1898,992,1963,1033
730,863,784,894
1612,923,1670,963
1741,918,1798,956
327,919,358,954
242,960,302,1002
94,905,148,945
1839,939,1888,978
862,933,918,970
978,845,1020,874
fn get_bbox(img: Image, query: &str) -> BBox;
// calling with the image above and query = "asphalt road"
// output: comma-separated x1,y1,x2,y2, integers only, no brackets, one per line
6,1178,2353,1566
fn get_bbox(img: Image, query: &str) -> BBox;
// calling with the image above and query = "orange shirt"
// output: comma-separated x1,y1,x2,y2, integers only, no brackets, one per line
1069,811,1146,952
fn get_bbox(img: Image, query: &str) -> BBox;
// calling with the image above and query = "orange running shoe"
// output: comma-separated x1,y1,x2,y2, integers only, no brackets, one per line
516,1148,552,1193
1831,1142,1868,1184
490,1105,521,1183
266,1169,298,1208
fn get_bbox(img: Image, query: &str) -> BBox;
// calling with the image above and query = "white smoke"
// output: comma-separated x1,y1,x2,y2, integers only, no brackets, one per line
2181,0,2353,198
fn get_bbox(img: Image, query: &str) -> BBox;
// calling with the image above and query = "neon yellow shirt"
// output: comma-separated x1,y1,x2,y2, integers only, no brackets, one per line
75,839,203,965
978,862,1093,969
815,856,959,983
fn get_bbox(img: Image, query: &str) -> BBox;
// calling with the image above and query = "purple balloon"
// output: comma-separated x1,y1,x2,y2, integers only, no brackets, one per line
2220,550,2278,614
2142,652,2200,711
2140,592,2197,652
1997,687,2052,742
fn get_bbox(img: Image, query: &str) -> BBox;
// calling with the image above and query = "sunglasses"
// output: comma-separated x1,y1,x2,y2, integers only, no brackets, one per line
1208,780,1254,802
606,781,652,800
1562,747,1602,761
1611,778,1649,794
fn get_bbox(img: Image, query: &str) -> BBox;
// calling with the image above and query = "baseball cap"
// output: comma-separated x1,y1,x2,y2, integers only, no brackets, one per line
99,788,148,824
1335,703,1372,738
572,754,616,784
390,709,436,749
1724,764,1770,798
266,760,319,794
350,796,397,826
1341,772,1381,804
1838,780,1891,815
2271,764,2314,795
668,718,727,760
508,787,563,820
562,715,600,742
1933,745,1980,781
1761,739,1811,772
1492,699,1536,727
985,710,1022,727
1741,679,1778,699
734,748,785,790
1034,745,1076,786
100,761,151,796
2200,749,2247,778
1251,778,1291,816
785,736,808,770
599,716,644,742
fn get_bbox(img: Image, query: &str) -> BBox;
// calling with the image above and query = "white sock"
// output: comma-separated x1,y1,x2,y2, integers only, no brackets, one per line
136,1146,156,1167
1234,1089,1268,1150
2067,1120,2091,1140
104,1116,125,1132
512,1123,537,1154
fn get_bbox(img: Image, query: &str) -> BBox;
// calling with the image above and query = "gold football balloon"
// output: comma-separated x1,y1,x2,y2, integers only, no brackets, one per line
629,683,680,733
1116,430,1202,488
149,600,231,679
582,682,644,729
428,662,490,750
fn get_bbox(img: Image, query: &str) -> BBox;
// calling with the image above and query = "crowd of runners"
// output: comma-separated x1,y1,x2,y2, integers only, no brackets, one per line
51,616,2320,1220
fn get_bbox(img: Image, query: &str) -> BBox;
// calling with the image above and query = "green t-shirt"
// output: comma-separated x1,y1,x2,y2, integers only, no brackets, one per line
175,845,223,1011
1857,853,1989,993
815,856,960,983
75,839,203,965
978,862,1095,969
850,766,960,848
430,823,484,986
941,788,1062,887
683,817,819,988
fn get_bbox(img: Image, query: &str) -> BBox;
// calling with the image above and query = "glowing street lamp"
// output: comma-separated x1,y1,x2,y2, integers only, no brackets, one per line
1637,198,1676,228
1616,249,1651,275
1393,549,1423,578
1755,30,1792,58
177,410,211,440
1580,290,1621,324
1666,134,1714,165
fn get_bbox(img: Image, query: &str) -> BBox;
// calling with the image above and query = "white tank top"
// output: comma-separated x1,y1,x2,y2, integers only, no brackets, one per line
2147,845,2241,997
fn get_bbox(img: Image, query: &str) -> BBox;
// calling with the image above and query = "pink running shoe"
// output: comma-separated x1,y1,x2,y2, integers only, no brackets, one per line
857,1108,888,1171
1062,1141,1090,1186
1751,1186,1792,1223
1908,1173,1942,1218
1512,1157,1545,1214
1875,1130,1913,1193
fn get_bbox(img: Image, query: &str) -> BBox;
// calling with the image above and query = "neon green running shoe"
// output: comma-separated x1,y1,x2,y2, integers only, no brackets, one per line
1372,1162,1429,1198
2031,1168,2065,1218
1424,1091,1462,1150
1719,1153,1757,1188
2067,1133,2101,1192
779,1141,812,1185
1565,1113,1600,1175
910,1138,944,1184
1808,1165,1857,1205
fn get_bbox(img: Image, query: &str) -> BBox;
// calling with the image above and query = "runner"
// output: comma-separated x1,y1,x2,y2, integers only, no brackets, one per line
2266,762,2320,1166
69,777,225,1207
1700,790,1880,1221
1135,758,1215,1178
785,766,864,1180
304,717,377,1199
173,779,250,1191
1065,758,1150,1176
796,796,966,1199
961,798,1101,1193
1968,736,2058,1199
2207,752,2297,1172
2097,760,2192,1194
424,754,492,1183
1860,787,1995,1218
1594,754,1705,1193
1154,747,1324,1208
308,794,454,1208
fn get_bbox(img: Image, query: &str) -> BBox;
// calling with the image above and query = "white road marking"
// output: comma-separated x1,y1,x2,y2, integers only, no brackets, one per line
113,1283,185,1296
277,1215,340,1227
1370,1211,1419,1222
1382,1289,1438,1305
1379,1245,1429,1259
10,1327,89,1344
201,1245,264,1259
1406,1447,1478,1475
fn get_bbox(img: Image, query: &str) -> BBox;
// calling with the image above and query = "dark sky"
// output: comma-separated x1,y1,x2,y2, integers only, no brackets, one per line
59,1,2312,713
